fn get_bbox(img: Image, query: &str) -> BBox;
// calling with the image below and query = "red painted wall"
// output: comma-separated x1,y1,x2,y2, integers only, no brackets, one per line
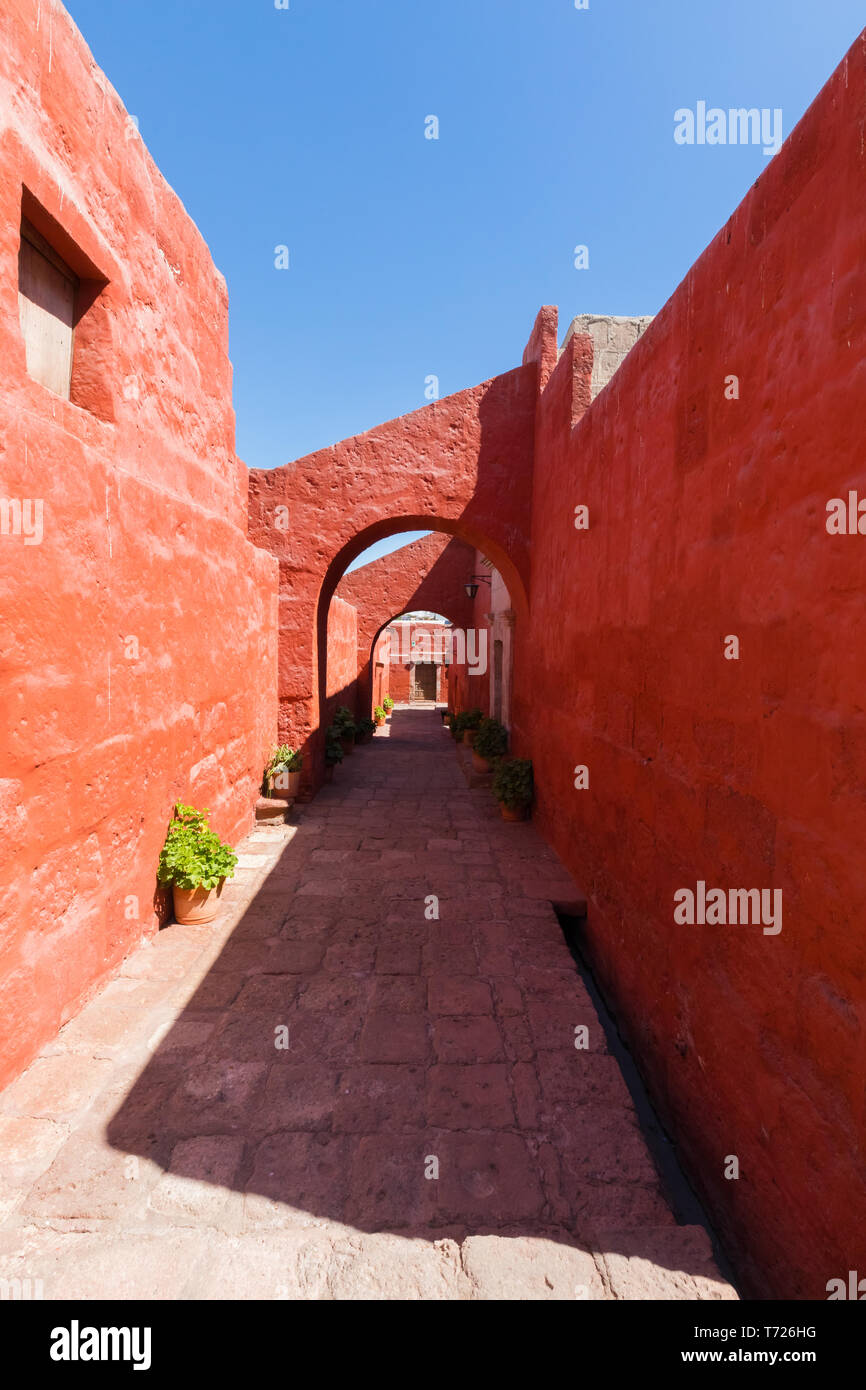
447,550,497,718
0,0,278,1091
525,32,866,1299
325,595,359,719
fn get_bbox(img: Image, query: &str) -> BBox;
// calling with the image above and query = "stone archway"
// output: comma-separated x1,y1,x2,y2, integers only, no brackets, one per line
247,320,552,790
335,533,476,716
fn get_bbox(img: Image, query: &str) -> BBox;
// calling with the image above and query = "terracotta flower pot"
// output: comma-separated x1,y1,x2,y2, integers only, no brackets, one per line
464,728,477,747
324,764,335,782
340,735,354,756
500,803,528,823
472,751,491,774
271,769,301,798
172,882,224,925
375,716,385,727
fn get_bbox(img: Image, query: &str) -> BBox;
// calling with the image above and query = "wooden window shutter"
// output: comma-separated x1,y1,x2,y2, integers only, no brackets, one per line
18,218,78,398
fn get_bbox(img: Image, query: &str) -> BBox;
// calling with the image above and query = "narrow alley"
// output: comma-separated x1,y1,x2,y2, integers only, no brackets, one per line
0,710,736,1300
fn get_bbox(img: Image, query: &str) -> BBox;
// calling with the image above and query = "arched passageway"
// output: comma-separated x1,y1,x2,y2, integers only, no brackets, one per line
334,533,476,717
314,520,528,789
247,329,551,791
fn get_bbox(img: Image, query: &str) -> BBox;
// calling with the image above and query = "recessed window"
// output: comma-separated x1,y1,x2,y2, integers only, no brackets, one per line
18,218,79,399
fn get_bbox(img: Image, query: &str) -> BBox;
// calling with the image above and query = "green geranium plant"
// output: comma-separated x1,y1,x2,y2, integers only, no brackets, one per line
382,695,394,711
325,725,345,764
491,758,534,811
157,803,238,891
454,707,483,735
473,716,508,762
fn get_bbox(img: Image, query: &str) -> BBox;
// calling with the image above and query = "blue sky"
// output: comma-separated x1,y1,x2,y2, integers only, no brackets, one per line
66,0,864,570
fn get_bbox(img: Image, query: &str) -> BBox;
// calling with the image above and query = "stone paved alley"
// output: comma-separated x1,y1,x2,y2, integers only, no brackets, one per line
0,710,736,1300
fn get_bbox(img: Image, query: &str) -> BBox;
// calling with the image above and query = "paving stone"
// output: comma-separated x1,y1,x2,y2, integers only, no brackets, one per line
334,1066,425,1133
257,1065,338,1132
428,976,493,1015
461,1234,605,1300
0,1055,115,1119
432,1016,505,1063
20,1133,161,1221
598,1227,738,1300
0,1228,210,1300
147,1135,246,1227
427,1064,515,1129
359,1013,429,1064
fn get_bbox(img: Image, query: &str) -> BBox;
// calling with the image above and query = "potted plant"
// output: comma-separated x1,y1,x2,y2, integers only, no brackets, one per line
264,744,303,798
439,708,451,724
459,707,483,747
373,705,387,727
324,726,344,781
333,706,357,755
382,695,394,718
491,758,533,822
472,716,508,772
157,803,238,925
355,716,377,744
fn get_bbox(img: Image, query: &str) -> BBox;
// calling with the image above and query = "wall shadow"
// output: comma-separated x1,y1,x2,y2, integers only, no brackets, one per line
105,710,732,1290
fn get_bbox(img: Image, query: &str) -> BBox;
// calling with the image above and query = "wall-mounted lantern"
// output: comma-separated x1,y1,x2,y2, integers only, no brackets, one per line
464,574,492,600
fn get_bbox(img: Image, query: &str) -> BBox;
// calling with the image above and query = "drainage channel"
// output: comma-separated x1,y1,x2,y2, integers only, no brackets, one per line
554,907,742,1297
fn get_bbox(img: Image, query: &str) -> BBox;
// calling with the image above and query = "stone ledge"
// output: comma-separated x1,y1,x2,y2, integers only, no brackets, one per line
255,796,293,824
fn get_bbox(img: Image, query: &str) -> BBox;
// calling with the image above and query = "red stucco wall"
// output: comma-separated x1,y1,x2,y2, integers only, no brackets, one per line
325,594,358,719
0,0,278,1091
525,32,866,1299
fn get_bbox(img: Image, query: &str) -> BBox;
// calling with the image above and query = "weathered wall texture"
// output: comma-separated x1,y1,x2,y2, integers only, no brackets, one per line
526,32,866,1299
561,314,654,399
324,594,358,717
0,0,278,1091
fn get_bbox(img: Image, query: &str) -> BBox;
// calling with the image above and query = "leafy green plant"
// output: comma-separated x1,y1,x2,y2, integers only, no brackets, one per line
373,705,386,722
264,744,302,793
454,707,483,734
332,706,357,740
491,758,533,810
325,725,345,765
382,695,394,711
473,716,508,762
356,717,377,740
157,803,238,891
